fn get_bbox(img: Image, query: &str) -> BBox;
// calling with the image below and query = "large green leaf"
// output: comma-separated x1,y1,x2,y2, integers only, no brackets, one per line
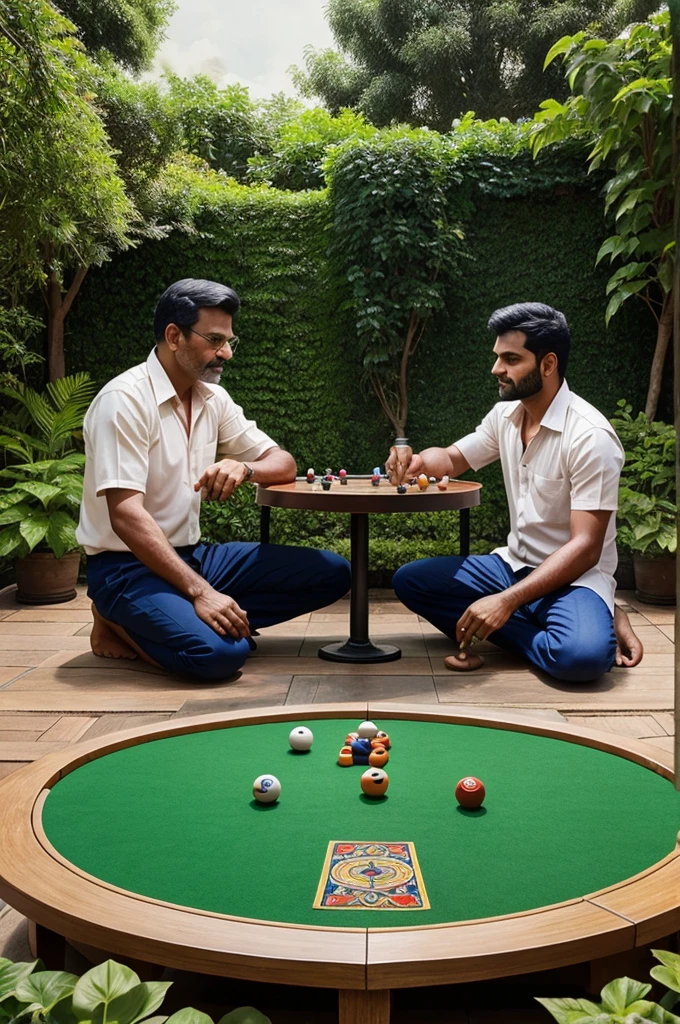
19,511,50,553
15,482,62,509
164,1010,213,1024
0,503,31,526
0,524,26,558
14,972,79,1012
534,997,607,1024
105,982,172,1024
72,963,142,1022
218,1011,272,1024
0,960,40,1002
600,978,651,1014
45,512,78,559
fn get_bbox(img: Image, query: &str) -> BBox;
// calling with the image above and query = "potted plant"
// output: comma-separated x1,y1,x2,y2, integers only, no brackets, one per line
0,373,95,603
611,400,676,605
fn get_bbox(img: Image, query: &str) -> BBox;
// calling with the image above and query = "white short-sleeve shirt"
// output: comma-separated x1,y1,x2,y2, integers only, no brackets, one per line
76,349,276,555
455,380,624,611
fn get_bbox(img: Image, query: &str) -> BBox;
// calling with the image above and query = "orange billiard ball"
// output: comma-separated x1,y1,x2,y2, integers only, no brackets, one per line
361,768,389,798
338,746,353,767
455,776,485,809
368,745,389,767
372,731,391,749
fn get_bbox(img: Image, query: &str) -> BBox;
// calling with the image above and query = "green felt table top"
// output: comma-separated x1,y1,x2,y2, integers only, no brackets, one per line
41,718,680,928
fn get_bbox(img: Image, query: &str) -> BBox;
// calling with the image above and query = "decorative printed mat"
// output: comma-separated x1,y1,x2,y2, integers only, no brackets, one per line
313,841,429,910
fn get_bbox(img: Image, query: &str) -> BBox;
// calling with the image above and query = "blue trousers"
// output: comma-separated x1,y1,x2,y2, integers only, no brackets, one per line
87,542,351,681
393,554,616,683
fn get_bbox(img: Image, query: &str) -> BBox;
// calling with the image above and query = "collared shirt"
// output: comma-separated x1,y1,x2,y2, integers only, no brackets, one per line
455,380,624,612
77,349,276,555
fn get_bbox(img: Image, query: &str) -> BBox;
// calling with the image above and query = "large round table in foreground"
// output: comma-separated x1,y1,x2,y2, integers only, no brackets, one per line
1,704,679,1024
257,477,482,662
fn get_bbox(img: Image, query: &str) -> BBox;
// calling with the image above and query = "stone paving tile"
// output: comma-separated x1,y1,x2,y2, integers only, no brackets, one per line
298,674,439,703
0,622,86,636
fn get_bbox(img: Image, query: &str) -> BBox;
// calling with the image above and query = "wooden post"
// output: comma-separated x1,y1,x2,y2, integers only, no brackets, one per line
670,0,680,789
338,989,390,1024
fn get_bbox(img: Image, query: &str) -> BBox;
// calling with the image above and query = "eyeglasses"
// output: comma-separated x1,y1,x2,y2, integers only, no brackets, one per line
188,327,240,354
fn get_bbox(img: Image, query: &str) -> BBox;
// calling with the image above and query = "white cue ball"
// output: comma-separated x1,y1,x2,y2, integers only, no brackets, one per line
289,726,314,751
357,720,378,739
253,774,281,804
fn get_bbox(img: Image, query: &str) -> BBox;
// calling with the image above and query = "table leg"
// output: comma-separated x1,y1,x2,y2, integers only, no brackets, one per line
29,921,66,968
338,988,390,1024
460,508,470,556
259,506,271,545
319,513,400,663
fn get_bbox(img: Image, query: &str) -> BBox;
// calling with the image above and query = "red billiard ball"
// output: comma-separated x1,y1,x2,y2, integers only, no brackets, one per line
455,776,485,809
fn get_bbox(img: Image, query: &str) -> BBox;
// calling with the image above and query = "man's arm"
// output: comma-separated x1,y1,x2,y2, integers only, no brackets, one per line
105,489,251,638
386,443,470,484
195,446,296,501
456,509,612,645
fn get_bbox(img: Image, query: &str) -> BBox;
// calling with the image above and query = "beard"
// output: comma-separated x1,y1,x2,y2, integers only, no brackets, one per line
497,366,543,401
200,361,226,384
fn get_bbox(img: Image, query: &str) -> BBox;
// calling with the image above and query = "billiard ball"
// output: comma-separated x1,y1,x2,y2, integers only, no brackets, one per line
289,726,313,751
368,745,389,767
417,474,429,490
455,776,485,809
373,730,391,749
345,731,359,743
351,738,371,764
338,746,353,767
397,484,407,494
358,720,378,738
253,774,281,804
361,768,389,798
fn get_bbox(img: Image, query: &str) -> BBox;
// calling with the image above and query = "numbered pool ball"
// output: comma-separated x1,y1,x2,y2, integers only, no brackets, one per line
288,726,313,751
361,768,389,799
253,774,281,804
455,776,485,809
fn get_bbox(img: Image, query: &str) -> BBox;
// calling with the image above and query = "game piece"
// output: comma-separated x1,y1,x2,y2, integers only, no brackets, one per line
289,726,313,751
437,474,449,491
345,731,359,743
373,466,382,476
397,484,407,494
339,469,347,485
253,774,281,804
373,730,391,749
361,767,389,798
358,720,378,738
322,479,331,491
455,776,485,809
325,467,333,477
350,738,372,764
338,746,353,767
306,468,315,483
368,745,389,767
429,476,436,484
417,474,429,490
371,474,380,487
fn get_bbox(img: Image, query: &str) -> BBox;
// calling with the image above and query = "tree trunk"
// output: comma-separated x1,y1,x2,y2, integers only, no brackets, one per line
43,263,88,381
645,288,674,420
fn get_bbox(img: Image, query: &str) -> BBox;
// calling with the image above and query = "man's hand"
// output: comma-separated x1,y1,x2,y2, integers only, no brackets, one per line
386,446,423,485
193,585,251,639
195,459,250,501
614,606,644,667
456,592,516,647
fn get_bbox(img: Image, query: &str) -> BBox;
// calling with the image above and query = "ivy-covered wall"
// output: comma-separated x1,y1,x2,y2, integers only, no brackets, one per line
66,158,656,569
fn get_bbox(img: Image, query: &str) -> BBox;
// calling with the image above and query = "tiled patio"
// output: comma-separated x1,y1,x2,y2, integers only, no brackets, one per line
0,582,676,1021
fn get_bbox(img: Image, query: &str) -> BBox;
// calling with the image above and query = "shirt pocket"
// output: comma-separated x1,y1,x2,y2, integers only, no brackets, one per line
526,472,571,526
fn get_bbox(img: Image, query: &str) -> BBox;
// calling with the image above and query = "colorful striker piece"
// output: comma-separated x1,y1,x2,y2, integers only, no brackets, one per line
361,767,389,798
306,468,315,483
455,776,485,809
417,474,429,490
437,475,450,491
339,469,347,485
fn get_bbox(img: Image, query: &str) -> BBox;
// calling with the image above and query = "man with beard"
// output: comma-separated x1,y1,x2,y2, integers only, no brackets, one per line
386,302,643,682
77,279,350,680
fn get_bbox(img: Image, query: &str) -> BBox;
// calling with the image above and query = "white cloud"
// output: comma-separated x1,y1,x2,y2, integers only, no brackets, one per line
151,0,336,98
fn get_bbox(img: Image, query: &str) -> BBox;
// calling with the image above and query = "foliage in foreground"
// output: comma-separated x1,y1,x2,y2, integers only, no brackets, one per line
0,956,270,1024
539,948,680,1023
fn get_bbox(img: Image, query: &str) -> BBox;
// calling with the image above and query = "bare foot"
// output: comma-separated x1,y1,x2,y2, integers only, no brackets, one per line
444,651,484,672
614,605,644,667
91,603,138,660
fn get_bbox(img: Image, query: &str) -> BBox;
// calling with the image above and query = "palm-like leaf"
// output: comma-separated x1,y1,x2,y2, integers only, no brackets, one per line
46,373,96,413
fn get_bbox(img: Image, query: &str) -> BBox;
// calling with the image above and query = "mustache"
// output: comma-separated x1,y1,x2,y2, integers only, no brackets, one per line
205,360,226,369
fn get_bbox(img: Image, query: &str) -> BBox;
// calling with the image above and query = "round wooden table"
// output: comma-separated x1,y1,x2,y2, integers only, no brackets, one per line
257,477,482,662
1,705,680,1024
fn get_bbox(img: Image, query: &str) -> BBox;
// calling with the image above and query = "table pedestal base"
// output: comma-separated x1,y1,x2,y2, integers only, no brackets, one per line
318,639,401,663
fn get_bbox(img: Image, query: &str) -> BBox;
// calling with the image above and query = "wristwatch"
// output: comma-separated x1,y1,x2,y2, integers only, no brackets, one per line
243,463,254,481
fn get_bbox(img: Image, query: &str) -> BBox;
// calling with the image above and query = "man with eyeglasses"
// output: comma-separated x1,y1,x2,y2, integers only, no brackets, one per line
76,278,351,680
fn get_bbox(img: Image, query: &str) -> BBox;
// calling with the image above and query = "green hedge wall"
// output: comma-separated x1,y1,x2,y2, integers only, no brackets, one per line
66,156,656,570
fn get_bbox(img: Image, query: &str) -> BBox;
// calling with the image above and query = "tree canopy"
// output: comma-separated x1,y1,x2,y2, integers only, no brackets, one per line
55,0,175,74
294,0,664,127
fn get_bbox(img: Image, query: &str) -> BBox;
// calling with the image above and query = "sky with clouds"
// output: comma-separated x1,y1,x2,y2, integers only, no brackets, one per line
152,0,336,99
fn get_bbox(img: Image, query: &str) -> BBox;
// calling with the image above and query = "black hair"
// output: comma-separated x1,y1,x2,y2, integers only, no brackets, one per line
487,302,570,379
153,279,240,341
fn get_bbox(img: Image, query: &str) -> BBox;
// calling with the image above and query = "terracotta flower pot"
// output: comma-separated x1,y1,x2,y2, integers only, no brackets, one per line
14,550,81,605
633,553,676,606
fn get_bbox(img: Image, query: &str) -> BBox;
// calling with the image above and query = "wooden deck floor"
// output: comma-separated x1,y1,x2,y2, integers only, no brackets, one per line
0,582,676,1019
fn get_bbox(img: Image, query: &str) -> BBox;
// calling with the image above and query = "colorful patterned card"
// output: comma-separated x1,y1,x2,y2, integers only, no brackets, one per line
313,841,429,910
